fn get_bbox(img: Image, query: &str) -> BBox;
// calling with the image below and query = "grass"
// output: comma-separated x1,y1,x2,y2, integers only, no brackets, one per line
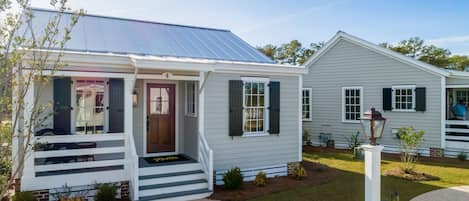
250,150,469,201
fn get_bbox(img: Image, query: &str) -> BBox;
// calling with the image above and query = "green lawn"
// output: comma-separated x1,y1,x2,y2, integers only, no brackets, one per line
250,151,469,201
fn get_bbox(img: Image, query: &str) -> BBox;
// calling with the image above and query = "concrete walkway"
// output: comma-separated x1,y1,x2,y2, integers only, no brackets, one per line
411,186,469,201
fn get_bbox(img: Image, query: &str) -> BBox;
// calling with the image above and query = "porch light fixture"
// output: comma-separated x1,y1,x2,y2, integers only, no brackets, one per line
132,91,138,107
360,107,386,145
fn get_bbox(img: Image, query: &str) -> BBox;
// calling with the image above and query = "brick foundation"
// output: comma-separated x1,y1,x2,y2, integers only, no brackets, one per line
32,189,49,201
287,162,300,175
430,147,444,157
119,181,130,201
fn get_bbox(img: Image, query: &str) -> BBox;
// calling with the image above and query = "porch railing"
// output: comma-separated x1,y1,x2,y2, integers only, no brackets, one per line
445,120,469,149
125,130,139,200
22,133,128,191
198,132,213,191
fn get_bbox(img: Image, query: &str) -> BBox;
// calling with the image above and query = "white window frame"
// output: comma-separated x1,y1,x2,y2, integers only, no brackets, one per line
342,86,363,123
70,78,109,134
241,77,270,137
185,81,198,117
302,88,312,121
392,85,416,112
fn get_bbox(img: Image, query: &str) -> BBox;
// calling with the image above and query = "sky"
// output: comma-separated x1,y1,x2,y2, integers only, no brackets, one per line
30,0,469,55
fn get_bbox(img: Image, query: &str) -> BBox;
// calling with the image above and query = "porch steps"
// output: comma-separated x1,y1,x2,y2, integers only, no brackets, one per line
138,162,212,201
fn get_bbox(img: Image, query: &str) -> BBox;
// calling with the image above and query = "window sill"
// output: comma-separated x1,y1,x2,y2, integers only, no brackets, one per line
185,113,197,118
242,132,270,137
391,109,416,112
342,120,360,124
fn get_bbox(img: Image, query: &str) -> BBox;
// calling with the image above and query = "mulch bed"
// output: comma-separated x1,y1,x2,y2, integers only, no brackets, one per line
384,168,440,181
209,161,340,201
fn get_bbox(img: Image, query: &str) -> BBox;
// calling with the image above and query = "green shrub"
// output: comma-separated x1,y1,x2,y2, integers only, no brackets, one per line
347,131,362,149
12,191,35,201
292,164,307,180
223,167,244,190
95,183,118,201
397,127,425,173
458,152,467,161
253,171,267,187
302,129,312,145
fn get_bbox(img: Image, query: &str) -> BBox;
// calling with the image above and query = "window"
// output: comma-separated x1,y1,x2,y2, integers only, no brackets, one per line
392,86,415,111
342,87,363,123
302,88,312,121
242,77,269,135
74,79,106,134
185,81,198,117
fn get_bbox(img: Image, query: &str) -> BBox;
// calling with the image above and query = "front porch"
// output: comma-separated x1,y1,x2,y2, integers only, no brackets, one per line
445,86,469,150
20,69,213,200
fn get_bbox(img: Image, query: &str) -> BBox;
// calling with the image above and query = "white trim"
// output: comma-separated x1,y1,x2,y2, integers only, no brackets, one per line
23,49,306,75
298,75,303,161
240,77,270,136
446,84,469,89
185,81,198,117
441,77,446,149
35,159,126,172
143,80,180,157
302,87,313,121
341,86,364,123
137,73,199,81
34,133,124,143
304,31,449,77
391,85,416,112
35,147,125,158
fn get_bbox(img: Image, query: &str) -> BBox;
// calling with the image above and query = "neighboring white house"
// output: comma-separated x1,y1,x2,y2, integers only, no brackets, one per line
302,31,469,157
14,8,306,201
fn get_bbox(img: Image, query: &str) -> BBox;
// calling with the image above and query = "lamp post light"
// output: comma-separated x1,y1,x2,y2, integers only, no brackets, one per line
360,107,386,201
360,107,386,145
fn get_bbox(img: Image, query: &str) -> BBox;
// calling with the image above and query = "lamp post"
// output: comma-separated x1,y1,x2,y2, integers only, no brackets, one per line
360,107,386,201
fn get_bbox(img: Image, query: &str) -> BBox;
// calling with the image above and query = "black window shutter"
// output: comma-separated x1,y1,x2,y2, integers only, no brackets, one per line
108,78,124,133
53,77,71,133
229,80,243,136
382,88,392,111
415,87,426,111
269,81,280,134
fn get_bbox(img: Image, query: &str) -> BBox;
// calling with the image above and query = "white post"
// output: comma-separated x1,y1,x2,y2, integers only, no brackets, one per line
21,77,36,184
198,72,205,138
123,78,133,173
361,144,384,201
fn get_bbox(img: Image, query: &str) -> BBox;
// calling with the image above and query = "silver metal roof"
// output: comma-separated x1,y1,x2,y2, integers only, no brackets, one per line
26,8,274,64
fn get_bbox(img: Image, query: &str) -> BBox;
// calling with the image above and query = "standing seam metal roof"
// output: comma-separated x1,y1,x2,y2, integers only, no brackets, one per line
26,8,274,64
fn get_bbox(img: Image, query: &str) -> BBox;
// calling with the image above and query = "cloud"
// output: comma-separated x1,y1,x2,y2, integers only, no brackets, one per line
428,35,469,46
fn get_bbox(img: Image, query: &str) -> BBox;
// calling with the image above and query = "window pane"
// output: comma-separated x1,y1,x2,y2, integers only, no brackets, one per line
259,83,264,94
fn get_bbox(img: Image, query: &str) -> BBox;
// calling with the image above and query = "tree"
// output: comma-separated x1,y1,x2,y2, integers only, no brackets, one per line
382,37,452,68
256,44,277,61
0,1,83,198
276,40,303,65
256,41,325,65
448,55,469,71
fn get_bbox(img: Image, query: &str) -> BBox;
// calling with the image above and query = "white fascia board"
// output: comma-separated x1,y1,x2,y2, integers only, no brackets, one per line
304,31,450,78
22,49,306,75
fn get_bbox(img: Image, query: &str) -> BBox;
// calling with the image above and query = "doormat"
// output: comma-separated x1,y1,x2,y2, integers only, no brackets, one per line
144,155,190,164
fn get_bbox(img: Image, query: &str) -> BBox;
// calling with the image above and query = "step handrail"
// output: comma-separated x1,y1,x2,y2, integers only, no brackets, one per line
126,132,139,200
198,132,213,191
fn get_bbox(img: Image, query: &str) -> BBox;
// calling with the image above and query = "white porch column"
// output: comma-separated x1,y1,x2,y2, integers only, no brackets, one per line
361,144,384,201
123,78,134,172
198,72,206,137
21,78,36,183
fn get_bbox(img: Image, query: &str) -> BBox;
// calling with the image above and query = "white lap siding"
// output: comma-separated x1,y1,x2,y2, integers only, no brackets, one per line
203,73,300,171
304,39,443,149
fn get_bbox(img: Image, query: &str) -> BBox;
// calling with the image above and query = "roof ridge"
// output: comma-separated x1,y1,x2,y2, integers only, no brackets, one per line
30,7,231,32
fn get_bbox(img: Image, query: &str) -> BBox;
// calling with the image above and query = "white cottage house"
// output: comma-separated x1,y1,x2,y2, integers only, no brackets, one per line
13,8,305,201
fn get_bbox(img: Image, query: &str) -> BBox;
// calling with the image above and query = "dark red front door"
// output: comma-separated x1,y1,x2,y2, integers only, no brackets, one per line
146,83,176,153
